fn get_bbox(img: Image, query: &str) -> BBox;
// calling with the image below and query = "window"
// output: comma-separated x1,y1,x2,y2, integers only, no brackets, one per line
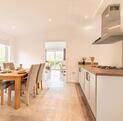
0,44,10,67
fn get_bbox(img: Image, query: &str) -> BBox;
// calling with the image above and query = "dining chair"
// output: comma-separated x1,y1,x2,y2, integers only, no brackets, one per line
3,63,15,86
3,62,15,70
0,67,11,105
0,82,11,105
36,63,45,95
9,64,40,106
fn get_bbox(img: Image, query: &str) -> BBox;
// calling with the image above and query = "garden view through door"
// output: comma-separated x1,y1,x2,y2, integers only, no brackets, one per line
45,42,66,70
46,50,64,69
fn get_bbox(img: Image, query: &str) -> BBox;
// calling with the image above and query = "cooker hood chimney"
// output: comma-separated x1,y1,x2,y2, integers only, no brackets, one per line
93,4,123,44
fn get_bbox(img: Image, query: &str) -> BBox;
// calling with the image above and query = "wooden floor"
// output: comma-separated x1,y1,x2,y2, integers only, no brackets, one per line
0,70,94,121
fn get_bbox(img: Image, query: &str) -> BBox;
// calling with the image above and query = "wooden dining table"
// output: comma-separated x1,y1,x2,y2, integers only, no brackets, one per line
0,71,27,109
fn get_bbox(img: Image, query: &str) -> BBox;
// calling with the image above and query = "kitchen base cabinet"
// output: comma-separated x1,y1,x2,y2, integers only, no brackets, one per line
96,76,123,121
78,66,123,121
78,67,96,117
84,72,90,104
79,67,85,92
89,73,96,117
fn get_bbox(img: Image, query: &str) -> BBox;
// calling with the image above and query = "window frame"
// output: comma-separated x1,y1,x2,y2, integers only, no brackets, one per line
0,44,10,67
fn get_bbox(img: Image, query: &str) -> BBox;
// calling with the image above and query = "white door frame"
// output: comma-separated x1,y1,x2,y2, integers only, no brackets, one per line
43,41,68,81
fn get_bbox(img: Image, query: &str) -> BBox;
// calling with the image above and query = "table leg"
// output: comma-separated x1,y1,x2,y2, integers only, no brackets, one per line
14,77,21,109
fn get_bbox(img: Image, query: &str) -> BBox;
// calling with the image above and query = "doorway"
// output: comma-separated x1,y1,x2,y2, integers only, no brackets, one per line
44,42,67,81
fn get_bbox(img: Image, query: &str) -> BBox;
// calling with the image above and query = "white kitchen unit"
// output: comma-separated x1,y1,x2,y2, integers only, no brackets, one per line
78,65,123,121
79,68,86,91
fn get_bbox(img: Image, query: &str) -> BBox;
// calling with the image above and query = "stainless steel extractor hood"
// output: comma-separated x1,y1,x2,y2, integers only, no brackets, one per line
93,4,123,44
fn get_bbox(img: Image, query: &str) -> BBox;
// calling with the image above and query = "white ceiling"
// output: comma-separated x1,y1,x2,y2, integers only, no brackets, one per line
0,0,121,37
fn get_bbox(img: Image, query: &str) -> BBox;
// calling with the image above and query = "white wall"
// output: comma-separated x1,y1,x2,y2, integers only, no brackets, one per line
15,34,45,68
45,42,66,50
111,41,123,66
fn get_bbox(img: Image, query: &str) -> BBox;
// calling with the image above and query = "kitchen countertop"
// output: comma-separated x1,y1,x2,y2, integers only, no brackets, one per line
79,64,123,77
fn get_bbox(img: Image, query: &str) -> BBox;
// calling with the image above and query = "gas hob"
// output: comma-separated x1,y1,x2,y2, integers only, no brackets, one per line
97,66,123,70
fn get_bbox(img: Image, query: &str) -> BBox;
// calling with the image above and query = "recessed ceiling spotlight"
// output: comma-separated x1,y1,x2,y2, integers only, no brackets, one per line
48,18,52,22
12,25,16,30
84,26,93,30
80,25,94,30
84,16,88,19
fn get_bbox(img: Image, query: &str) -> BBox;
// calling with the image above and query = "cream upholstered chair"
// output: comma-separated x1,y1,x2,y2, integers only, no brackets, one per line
3,63,15,88
36,63,45,94
19,64,41,105
9,64,40,106
0,66,11,105
25,64,40,105
3,63,15,70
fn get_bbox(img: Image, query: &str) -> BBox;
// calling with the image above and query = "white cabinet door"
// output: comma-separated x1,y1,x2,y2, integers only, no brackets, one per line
79,67,85,91
79,67,96,117
90,73,96,117
80,68,85,91
84,71,90,103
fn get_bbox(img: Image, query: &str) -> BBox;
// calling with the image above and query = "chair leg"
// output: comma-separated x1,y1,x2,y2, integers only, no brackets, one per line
5,89,7,93
33,85,36,98
36,83,39,95
25,90,29,106
1,89,4,105
8,87,11,106
41,81,43,90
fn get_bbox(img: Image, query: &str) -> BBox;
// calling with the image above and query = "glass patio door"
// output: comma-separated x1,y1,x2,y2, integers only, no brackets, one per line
46,50,64,70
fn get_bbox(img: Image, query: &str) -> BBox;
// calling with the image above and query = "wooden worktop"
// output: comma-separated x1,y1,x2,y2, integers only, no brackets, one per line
79,65,123,77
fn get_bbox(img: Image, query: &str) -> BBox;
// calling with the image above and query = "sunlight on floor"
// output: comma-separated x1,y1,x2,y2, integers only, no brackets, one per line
44,70,66,88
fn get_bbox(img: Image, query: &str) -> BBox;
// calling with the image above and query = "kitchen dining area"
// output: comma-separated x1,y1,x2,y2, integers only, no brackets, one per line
0,63,45,109
0,0,123,121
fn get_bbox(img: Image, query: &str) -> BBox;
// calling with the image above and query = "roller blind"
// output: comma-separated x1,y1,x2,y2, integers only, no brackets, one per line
0,39,9,46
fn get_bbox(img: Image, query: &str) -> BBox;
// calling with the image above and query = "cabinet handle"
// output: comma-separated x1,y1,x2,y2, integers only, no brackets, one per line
79,67,81,72
86,72,90,81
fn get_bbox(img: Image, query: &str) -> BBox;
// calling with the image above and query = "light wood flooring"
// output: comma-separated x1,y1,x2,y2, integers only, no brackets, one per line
0,70,94,121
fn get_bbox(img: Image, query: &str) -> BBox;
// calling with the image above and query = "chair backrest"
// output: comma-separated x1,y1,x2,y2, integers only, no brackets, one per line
3,62,15,70
26,64,40,91
36,63,45,83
